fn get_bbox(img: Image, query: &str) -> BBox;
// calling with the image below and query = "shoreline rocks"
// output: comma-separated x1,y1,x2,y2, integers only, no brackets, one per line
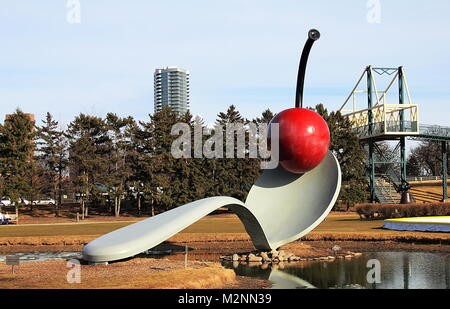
220,249,363,266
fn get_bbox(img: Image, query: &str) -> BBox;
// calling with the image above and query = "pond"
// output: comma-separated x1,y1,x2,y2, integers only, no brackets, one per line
222,252,450,289
1,250,448,289
0,251,82,263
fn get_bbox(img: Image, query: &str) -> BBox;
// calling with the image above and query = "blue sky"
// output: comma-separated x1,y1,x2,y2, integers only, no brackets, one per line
1,0,449,127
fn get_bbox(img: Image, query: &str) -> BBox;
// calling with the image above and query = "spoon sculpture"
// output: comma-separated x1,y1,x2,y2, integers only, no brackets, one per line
83,29,341,263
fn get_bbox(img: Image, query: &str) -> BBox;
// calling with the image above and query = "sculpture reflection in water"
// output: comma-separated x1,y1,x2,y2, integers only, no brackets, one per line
223,252,450,289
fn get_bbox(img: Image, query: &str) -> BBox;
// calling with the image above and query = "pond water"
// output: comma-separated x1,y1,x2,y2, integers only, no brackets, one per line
1,250,449,289
222,252,450,289
0,251,82,262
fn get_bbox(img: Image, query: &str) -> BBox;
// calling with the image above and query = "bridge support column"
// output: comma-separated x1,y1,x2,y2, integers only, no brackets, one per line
367,67,376,203
400,137,407,186
369,139,376,203
443,141,448,202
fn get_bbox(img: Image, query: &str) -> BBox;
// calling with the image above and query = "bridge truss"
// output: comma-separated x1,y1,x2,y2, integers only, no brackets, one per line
340,66,449,203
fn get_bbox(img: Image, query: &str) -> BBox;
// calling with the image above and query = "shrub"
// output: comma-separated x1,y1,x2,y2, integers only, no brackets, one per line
355,202,450,220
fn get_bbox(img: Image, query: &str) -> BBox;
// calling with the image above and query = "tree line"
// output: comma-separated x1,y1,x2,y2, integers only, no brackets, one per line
407,141,449,177
0,104,370,217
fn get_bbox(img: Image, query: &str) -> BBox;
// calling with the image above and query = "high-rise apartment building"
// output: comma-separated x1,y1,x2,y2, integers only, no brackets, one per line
154,66,190,115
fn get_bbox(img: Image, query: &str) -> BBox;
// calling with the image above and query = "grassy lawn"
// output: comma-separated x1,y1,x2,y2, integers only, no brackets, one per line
0,215,248,238
312,213,385,234
0,212,448,242
0,222,132,238
0,213,381,237
0,259,238,289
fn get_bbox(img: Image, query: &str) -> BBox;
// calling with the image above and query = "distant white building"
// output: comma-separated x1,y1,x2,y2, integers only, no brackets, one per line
154,66,190,115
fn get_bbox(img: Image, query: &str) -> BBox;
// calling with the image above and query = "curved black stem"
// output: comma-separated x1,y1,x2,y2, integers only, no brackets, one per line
295,29,320,108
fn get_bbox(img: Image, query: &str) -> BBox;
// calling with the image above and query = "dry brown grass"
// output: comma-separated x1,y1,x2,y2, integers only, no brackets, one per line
304,212,450,243
302,232,450,243
0,203,147,225
0,222,134,237
409,180,449,203
0,258,236,289
355,202,450,220
0,233,254,250
1,212,449,251
0,235,96,247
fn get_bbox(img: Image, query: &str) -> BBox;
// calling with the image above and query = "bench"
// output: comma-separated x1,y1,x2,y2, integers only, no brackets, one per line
0,213,18,225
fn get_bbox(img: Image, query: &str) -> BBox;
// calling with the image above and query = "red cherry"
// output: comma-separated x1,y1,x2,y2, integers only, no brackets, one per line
269,108,330,174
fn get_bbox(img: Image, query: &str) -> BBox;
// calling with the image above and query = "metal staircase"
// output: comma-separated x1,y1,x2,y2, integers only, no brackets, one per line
363,143,404,204
374,175,401,203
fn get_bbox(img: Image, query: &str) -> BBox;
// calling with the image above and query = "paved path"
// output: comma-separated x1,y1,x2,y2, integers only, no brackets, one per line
0,220,142,228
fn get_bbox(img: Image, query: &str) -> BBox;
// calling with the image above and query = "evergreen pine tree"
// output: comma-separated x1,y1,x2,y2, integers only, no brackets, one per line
37,112,69,216
133,107,179,214
105,113,136,217
0,109,36,215
190,115,214,199
254,109,275,124
66,114,109,219
314,104,368,209
406,155,422,177
214,105,260,200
